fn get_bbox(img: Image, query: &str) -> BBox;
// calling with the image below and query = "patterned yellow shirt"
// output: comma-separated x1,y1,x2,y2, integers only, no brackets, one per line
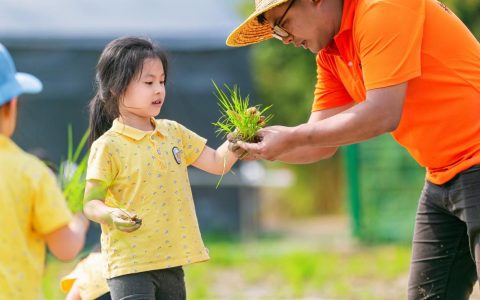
0,135,72,300
60,252,109,300
86,118,209,279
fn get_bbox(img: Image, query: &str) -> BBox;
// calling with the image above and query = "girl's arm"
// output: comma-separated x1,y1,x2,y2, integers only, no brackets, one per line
83,180,141,233
192,140,238,175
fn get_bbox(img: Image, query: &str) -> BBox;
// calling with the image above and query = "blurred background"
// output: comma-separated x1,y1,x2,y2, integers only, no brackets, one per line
1,0,480,299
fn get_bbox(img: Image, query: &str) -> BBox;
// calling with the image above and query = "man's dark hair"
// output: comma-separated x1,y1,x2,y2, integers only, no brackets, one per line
257,13,267,25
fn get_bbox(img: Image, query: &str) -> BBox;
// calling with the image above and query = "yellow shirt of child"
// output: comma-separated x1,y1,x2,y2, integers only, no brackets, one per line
0,135,72,300
60,252,109,300
86,118,210,279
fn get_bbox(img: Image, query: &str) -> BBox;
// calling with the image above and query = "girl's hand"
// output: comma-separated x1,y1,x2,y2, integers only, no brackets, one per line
109,209,142,232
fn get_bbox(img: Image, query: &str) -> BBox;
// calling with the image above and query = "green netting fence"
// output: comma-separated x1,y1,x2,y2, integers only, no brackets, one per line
345,134,426,243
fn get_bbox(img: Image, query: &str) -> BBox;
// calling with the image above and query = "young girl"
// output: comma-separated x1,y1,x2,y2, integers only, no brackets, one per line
83,37,237,300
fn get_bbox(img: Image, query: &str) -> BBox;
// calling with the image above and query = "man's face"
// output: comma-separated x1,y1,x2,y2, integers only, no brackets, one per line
265,0,343,54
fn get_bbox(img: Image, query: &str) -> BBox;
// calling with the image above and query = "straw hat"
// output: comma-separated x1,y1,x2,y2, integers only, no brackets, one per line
226,0,289,47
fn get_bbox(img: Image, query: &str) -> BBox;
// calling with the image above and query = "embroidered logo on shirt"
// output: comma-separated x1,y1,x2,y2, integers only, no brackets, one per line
172,147,182,164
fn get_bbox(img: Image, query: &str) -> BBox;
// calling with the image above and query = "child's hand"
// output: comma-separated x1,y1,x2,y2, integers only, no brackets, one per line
109,209,142,232
227,132,257,160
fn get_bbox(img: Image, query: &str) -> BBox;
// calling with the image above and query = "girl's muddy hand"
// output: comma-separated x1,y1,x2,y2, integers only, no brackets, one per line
227,133,253,160
109,209,142,232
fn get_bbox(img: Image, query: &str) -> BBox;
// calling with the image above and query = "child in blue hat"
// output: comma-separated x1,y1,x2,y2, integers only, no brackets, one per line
0,43,90,299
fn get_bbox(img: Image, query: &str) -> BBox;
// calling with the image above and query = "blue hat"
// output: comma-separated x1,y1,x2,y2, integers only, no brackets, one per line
0,43,43,106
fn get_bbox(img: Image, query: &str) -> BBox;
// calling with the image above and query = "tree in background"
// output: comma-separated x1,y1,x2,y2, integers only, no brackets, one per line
445,0,480,37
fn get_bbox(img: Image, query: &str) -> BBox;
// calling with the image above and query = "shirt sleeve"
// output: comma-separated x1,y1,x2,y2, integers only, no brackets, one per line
29,159,72,235
175,122,207,166
86,138,118,184
77,253,110,299
312,52,355,111
355,0,424,90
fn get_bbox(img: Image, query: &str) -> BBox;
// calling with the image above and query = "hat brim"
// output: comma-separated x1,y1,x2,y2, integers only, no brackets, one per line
226,0,289,47
15,72,43,94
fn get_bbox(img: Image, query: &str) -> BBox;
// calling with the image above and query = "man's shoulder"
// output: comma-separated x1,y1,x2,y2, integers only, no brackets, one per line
355,0,424,17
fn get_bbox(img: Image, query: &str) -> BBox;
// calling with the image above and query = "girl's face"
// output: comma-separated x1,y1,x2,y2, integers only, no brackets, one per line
119,58,166,119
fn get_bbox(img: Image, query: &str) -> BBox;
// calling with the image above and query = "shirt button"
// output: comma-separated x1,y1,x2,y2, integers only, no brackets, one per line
347,61,353,67
150,135,154,140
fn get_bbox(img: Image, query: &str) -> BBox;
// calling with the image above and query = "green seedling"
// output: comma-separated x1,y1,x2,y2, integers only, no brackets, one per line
58,126,89,213
211,82,273,188
212,81,273,143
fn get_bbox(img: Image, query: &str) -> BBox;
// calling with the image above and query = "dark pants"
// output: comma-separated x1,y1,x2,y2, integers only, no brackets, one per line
107,267,186,300
408,166,480,299
96,293,112,300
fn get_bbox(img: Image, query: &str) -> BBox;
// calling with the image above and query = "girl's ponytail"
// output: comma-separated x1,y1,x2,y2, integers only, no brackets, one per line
88,89,115,145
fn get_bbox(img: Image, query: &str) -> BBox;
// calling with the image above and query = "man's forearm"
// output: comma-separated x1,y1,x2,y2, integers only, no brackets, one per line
294,84,407,148
293,99,400,148
275,145,338,163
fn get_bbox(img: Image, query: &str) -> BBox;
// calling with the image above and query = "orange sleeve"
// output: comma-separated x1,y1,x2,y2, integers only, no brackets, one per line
312,52,354,111
355,0,425,90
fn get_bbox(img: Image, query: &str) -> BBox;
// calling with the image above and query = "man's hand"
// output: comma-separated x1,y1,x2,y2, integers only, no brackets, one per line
235,125,295,161
109,209,142,233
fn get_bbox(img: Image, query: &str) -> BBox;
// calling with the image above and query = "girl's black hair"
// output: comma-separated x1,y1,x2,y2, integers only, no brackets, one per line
88,36,168,144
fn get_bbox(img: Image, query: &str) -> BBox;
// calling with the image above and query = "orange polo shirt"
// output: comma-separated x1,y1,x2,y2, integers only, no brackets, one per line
313,0,480,184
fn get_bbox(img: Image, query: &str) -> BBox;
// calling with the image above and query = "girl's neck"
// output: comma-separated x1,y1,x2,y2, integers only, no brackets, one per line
118,113,154,131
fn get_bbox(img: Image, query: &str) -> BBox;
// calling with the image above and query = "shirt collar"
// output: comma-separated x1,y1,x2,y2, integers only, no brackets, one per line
0,134,21,151
111,118,168,141
324,0,358,56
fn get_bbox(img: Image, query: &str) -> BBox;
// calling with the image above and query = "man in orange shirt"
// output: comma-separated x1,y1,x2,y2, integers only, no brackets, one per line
226,0,480,298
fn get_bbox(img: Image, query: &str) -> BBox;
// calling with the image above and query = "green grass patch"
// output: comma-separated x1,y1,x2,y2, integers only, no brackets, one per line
44,238,411,299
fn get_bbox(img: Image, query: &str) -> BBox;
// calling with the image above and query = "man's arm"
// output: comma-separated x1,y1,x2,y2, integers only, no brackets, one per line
273,102,354,163
296,83,407,147
238,82,407,160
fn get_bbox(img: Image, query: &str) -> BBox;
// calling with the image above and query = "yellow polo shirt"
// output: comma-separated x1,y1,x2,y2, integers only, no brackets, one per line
86,118,209,279
60,252,109,300
0,134,72,300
